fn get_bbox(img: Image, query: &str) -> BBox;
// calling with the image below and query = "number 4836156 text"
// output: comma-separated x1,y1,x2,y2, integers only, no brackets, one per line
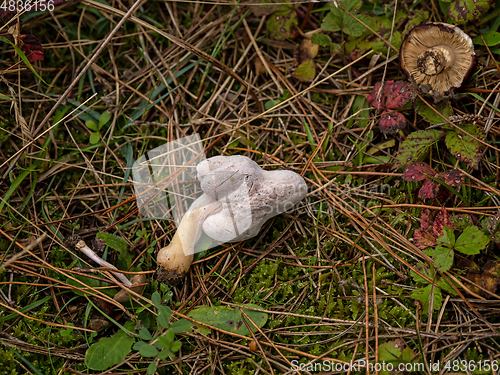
0,0,54,12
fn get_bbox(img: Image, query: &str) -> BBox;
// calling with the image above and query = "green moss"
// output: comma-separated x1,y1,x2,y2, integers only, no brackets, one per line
0,348,17,375
233,260,280,303
224,359,256,374
0,273,83,374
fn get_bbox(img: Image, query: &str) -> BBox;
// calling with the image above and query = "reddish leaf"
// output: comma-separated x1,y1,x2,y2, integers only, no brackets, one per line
0,0,64,63
433,207,453,238
414,229,437,249
435,169,464,188
416,168,464,201
379,110,406,134
420,208,432,231
3,22,44,62
434,186,452,203
20,34,43,62
402,162,436,182
367,80,412,110
414,207,453,250
418,179,438,200
384,80,412,109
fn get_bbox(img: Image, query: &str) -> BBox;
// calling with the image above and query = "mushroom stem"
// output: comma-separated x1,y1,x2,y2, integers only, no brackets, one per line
156,194,221,284
75,240,132,287
417,45,454,76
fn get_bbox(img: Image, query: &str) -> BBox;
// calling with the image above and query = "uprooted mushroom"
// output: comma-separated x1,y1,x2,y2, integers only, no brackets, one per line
156,155,307,284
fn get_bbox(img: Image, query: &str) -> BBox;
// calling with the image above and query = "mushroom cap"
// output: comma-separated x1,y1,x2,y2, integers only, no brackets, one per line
197,156,261,200
197,156,307,243
399,23,477,99
156,155,307,285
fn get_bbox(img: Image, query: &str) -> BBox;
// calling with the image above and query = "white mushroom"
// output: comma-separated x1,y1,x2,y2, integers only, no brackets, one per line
156,155,307,284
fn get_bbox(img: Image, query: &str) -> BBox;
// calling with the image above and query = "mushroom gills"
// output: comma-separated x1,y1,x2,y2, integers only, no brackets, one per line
399,22,477,99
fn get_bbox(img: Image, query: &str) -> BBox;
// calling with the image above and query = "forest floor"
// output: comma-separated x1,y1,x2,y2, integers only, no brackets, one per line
1,0,500,374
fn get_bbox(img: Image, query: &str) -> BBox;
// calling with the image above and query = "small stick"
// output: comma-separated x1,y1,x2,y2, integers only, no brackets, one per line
75,240,132,287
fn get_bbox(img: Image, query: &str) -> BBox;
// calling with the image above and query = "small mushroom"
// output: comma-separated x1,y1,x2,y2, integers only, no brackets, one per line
156,155,307,284
399,23,477,100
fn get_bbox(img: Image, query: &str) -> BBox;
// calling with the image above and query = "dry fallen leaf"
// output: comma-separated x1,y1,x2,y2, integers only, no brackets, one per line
466,260,500,297
413,207,453,249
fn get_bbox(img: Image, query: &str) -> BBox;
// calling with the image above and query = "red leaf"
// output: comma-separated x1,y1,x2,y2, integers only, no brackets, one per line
420,208,432,231
418,179,438,200
367,80,412,110
379,110,406,134
368,80,411,134
433,207,453,238
3,22,44,62
414,229,437,249
384,80,412,109
414,207,453,250
402,162,436,182
435,169,464,188
20,34,43,62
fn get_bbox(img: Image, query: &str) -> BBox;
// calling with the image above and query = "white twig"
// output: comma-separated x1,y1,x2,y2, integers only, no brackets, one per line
75,240,132,286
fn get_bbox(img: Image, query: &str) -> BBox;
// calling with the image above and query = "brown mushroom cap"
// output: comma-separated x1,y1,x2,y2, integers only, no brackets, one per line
399,23,477,99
